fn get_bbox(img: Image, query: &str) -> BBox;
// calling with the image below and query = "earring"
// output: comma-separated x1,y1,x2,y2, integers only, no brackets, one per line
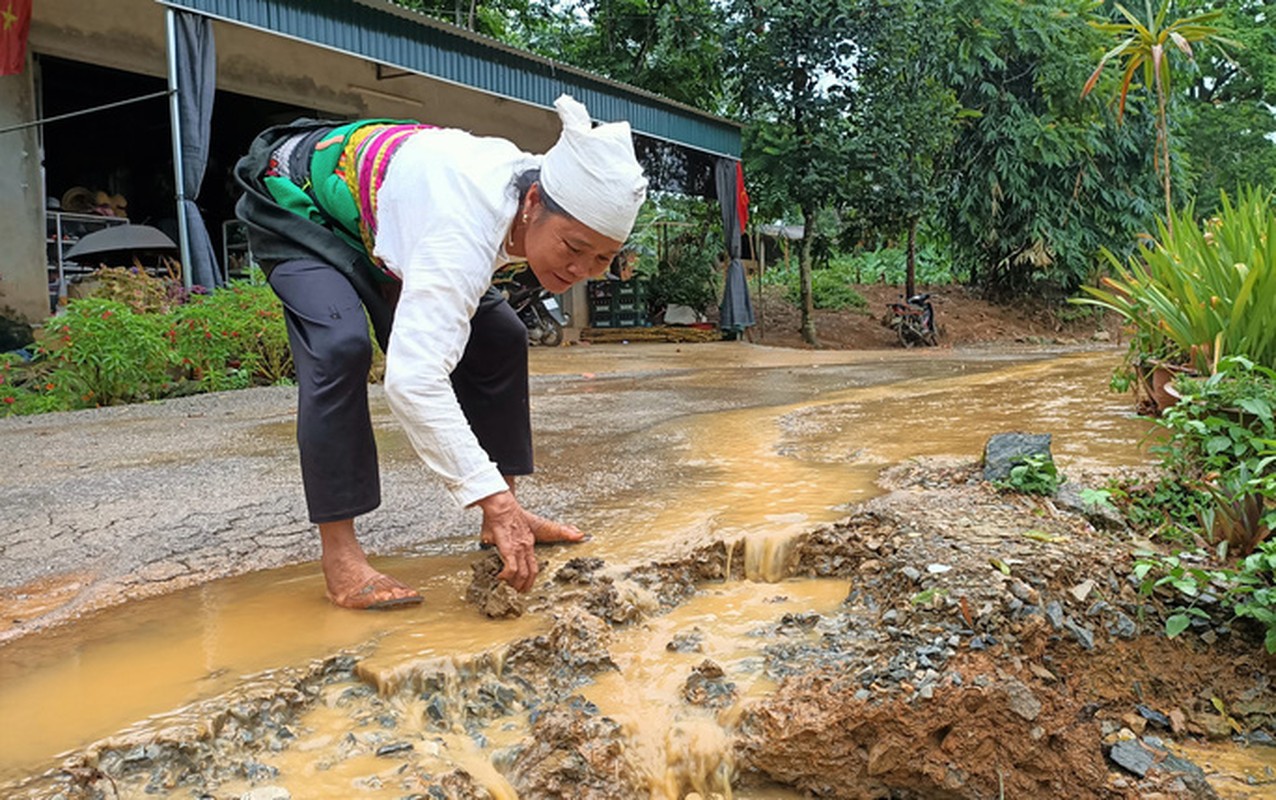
522,213,529,223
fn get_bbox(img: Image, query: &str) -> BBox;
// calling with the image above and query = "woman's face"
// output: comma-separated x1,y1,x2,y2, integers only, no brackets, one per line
522,185,623,294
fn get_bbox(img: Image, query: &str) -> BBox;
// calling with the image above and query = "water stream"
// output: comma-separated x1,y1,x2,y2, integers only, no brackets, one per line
6,347,1263,798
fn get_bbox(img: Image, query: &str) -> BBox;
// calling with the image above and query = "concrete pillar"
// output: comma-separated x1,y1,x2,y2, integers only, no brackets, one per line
0,55,48,324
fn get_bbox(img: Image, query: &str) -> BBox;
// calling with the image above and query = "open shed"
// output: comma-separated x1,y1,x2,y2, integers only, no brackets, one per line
0,0,742,327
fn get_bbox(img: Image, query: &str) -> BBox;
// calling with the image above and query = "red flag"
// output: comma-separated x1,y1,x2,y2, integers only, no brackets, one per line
1,0,32,76
735,162,750,233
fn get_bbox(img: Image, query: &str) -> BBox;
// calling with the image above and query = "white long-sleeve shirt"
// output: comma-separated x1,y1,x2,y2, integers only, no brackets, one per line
373,128,540,508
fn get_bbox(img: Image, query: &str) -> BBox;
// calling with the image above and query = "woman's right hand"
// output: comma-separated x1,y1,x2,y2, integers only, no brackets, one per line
475,490,538,592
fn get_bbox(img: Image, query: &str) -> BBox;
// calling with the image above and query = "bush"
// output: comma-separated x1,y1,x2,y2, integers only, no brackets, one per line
832,244,954,286
1,274,293,416
35,299,172,407
169,282,293,391
1134,541,1276,654
1156,356,1275,556
784,269,868,311
1072,187,1276,377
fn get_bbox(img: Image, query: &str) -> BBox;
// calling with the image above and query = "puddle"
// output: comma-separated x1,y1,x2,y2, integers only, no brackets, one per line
1171,741,1276,799
4,348,1228,799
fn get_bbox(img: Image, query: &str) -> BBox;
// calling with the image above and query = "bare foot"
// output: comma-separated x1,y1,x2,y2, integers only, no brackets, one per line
524,511,587,543
481,510,587,548
323,557,422,610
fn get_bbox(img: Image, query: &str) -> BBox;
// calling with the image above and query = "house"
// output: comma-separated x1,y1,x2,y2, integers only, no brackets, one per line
0,0,742,327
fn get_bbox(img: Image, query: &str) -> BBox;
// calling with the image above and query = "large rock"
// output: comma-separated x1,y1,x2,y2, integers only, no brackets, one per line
983,433,1053,482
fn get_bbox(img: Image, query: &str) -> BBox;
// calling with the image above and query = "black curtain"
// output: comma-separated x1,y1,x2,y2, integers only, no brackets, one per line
174,12,222,288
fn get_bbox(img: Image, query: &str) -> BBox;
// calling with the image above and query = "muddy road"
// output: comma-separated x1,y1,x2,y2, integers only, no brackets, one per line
1,343,1272,798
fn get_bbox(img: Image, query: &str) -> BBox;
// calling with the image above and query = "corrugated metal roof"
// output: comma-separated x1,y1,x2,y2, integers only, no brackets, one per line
156,0,741,158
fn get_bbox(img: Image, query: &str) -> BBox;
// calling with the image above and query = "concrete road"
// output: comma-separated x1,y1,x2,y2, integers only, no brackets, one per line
0,342,1054,643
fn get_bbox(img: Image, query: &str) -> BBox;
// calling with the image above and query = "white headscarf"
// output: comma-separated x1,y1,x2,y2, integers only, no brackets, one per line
539,94,648,242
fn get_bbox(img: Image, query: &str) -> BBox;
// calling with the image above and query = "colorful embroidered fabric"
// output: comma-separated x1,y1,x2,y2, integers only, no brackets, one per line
338,123,436,257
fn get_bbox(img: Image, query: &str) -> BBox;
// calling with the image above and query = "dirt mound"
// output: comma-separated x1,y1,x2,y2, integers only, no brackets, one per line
746,283,1121,350
732,461,1273,799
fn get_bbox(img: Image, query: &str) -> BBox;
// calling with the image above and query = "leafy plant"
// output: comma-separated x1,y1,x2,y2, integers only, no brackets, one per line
169,280,294,391
1,272,293,416
1134,541,1276,654
36,299,172,406
1105,475,1211,543
79,266,182,315
780,268,867,312
1072,187,1276,376
1156,356,1276,554
1081,0,1236,228
999,454,1065,496
1231,541,1276,654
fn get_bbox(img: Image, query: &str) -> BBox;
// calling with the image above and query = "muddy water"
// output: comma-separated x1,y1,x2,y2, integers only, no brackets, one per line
1172,741,1276,799
0,348,1160,795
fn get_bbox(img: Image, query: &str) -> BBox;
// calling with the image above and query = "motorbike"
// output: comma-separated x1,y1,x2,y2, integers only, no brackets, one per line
886,292,938,347
506,283,567,347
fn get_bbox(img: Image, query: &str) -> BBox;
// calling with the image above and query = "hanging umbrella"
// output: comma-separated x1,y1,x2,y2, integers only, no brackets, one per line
65,225,177,259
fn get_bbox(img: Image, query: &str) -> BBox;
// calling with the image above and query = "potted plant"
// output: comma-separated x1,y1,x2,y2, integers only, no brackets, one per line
1073,188,1276,414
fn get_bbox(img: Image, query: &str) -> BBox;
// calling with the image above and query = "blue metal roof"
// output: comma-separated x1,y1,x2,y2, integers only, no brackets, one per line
156,0,741,158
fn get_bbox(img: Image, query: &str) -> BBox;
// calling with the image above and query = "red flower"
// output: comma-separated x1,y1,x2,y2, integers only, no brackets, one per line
45,383,55,391
3,397,14,405
101,311,114,319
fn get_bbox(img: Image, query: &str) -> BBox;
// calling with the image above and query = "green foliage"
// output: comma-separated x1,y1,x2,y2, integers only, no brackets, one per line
727,0,862,343
1232,542,1276,654
998,454,1064,496
36,299,172,407
1155,356,1276,555
648,231,720,314
1106,475,1212,543
1134,541,1276,654
1177,0,1276,217
0,276,293,416
1081,0,1235,225
830,245,955,286
938,0,1162,296
630,194,722,314
838,0,961,295
785,269,867,312
1073,188,1276,375
169,281,294,391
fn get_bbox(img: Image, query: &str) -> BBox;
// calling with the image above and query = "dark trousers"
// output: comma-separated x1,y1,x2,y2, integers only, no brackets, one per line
269,258,532,524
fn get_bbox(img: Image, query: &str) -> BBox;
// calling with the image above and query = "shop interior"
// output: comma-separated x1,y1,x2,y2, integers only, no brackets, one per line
37,55,313,303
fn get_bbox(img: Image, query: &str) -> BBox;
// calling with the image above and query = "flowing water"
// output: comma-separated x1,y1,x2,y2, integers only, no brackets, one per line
6,346,1265,798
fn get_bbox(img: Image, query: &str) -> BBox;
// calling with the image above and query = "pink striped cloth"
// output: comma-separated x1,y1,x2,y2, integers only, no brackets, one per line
339,123,436,257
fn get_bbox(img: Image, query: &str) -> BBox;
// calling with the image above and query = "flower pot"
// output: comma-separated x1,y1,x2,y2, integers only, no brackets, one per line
1134,360,1193,416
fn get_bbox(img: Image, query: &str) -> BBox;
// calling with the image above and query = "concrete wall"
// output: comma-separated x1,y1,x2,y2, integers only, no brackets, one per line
0,55,50,323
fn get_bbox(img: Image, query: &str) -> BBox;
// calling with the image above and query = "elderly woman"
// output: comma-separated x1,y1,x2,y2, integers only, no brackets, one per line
234,96,647,609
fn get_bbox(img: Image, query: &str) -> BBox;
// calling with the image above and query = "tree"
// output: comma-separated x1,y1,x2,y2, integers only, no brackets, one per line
842,0,961,299
1178,0,1276,215
1080,0,1234,230
938,0,1161,296
726,0,859,346
519,0,727,112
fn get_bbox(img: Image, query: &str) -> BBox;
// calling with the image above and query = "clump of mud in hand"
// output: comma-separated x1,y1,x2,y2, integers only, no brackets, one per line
466,551,546,618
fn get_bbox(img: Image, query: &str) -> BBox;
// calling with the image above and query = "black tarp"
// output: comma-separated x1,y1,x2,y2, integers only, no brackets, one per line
715,158,754,334
174,12,222,289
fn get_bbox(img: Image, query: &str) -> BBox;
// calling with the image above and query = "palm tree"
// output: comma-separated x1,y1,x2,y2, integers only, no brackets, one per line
1081,0,1235,232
